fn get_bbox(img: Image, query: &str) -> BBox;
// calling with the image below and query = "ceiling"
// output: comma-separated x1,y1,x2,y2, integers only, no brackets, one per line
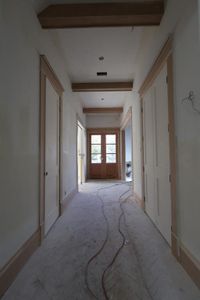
78,91,130,108
33,0,159,109
52,26,144,107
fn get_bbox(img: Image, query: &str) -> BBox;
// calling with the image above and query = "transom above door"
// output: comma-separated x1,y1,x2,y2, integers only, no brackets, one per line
87,128,120,179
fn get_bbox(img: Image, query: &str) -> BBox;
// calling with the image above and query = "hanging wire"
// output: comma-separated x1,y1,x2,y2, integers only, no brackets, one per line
182,91,200,115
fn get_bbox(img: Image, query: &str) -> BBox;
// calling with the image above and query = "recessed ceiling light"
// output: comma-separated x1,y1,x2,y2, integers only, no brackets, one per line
97,72,107,76
99,56,104,61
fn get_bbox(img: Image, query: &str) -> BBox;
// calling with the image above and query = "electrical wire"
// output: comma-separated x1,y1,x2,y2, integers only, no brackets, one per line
182,91,200,115
84,181,132,300
101,185,132,300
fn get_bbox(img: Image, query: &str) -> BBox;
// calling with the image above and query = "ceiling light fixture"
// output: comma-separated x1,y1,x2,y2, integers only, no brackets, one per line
97,72,107,76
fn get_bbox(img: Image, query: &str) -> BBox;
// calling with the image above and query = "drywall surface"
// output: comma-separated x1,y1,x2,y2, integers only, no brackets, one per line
86,114,121,128
130,0,200,262
0,0,85,269
122,92,142,199
173,5,200,262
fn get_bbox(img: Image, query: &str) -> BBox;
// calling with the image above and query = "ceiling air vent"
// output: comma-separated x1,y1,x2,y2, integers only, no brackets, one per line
97,72,107,76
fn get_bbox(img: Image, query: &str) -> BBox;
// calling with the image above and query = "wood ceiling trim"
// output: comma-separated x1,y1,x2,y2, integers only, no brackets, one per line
72,82,133,92
38,2,164,28
83,107,123,113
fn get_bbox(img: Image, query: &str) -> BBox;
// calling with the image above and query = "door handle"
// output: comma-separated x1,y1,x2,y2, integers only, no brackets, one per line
44,171,48,176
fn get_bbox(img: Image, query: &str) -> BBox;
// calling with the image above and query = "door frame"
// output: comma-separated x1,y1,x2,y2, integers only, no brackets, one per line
76,114,86,187
139,36,178,257
120,107,133,182
87,128,121,179
39,55,64,241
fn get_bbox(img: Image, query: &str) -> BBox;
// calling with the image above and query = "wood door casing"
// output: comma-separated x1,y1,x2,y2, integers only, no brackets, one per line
87,128,120,179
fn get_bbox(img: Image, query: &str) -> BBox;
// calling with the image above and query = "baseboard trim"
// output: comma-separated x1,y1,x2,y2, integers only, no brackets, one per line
61,187,78,213
171,231,179,259
133,192,145,210
0,229,41,298
179,245,200,289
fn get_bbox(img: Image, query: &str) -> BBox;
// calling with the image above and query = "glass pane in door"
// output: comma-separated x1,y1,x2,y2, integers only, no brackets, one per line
91,135,101,164
105,134,116,163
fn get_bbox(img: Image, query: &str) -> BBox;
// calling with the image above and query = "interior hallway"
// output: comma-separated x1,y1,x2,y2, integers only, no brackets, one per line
2,182,200,300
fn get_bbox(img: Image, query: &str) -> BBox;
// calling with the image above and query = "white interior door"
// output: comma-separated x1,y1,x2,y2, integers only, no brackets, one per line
154,65,171,245
77,124,82,185
45,78,60,235
143,64,171,245
143,88,156,223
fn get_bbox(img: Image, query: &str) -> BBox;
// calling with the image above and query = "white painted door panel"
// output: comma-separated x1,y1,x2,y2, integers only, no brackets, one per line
154,65,171,245
45,79,59,235
143,64,171,245
143,89,156,223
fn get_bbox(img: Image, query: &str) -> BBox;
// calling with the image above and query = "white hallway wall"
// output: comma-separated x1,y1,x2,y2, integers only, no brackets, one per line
123,0,200,262
86,113,121,128
0,0,85,269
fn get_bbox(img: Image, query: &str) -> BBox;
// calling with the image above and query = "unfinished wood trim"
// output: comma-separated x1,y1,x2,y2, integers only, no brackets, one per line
72,82,133,92
61,188,78,214
40,55,64,96
180,245,200,289
134,192,145,210
139,36,173,96
171,232,179,260
167,54,178,254
38,2,164,29
121,107,132,130
59,96,64,217
83,107,123,114
0,230,41,298
140,98,146,210
39,71,46,240
39,55,64,241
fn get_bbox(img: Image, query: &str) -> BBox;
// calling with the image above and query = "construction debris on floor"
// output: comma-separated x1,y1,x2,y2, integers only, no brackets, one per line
2,182,200,300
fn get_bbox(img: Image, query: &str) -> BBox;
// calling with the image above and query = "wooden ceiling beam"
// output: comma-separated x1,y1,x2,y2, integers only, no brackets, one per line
83,107,123,114
38,2,164,29
72,82,133,92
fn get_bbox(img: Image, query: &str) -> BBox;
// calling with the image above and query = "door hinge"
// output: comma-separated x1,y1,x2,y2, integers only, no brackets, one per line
168,123,170,132
166,76,168,84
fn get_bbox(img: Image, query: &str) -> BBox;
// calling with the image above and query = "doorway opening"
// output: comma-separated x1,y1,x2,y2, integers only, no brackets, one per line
124,121,133,182
77,119,86,186
121,108,133,184
87,128,120,180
